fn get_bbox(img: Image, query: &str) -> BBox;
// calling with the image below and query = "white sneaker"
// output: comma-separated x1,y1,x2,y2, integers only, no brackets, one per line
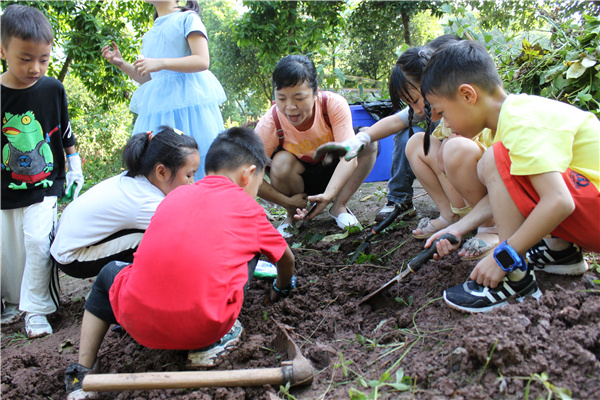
277,221,295,238
25,313,53,338
1,303,23,325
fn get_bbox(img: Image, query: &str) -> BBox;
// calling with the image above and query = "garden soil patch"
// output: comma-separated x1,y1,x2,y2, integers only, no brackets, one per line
2,182,599,400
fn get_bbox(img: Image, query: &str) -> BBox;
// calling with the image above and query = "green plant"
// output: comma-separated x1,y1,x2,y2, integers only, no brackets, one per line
334,352,353,378
278,381,299,400
588,255,600,273
394,295,414,308
478,339,498,382
350,252,384,265
523,372,573,400
349,369,412,399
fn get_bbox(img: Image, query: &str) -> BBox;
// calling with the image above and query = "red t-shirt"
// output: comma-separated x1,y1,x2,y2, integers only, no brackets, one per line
109,175,288,350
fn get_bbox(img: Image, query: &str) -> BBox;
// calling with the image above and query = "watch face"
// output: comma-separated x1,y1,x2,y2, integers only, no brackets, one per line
495,249,514,268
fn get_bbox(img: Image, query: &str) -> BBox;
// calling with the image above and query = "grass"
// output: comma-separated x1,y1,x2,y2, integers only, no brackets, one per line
293,294,458,399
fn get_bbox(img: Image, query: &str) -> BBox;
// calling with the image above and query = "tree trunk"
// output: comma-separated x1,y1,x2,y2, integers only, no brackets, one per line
57,55,72,82
286,1,298,49
401,11,411,46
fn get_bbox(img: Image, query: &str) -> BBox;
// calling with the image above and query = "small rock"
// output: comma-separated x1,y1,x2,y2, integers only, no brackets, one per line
448,347,468,372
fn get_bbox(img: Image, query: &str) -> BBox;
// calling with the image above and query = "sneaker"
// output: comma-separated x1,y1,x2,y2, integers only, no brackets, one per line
188,319,244,367
1,303,23,326
24,313,53,338
443,267,542,313
65,363,100,400
526,240,589,275
375,201,416,222
277,221,296,239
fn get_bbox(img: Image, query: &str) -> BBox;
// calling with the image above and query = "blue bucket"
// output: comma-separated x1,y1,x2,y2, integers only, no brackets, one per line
350,105,393,183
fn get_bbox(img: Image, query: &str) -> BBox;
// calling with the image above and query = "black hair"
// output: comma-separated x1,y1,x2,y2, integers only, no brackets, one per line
123,125,198,180
272,55,319,95
0,4,53,48
427,34,463,51
389,34,464,156
154,1,200,20
389,45,433,155
421,40,503,100
205,127,269,175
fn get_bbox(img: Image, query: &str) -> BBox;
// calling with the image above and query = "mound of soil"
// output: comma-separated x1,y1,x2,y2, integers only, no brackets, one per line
2,182,599,400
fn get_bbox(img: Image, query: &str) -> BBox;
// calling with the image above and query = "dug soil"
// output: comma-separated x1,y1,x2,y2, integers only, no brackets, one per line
2,181,600,400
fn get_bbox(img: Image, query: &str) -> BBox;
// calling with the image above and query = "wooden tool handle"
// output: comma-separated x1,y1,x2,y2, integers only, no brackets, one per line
83,367,292,391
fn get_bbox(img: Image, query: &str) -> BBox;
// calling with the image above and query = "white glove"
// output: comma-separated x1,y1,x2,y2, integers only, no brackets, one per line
340,130,371,161
65,153,84,199
312,130,372,163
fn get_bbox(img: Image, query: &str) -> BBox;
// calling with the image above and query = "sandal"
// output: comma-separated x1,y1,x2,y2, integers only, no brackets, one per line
413,215,456,239
459,226,499,260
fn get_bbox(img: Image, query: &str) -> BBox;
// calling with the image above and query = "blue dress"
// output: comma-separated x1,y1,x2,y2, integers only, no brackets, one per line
129,10,226,180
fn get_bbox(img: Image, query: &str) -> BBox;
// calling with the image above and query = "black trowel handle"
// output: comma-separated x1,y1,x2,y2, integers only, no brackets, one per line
372,204,403,235
407,233,459,272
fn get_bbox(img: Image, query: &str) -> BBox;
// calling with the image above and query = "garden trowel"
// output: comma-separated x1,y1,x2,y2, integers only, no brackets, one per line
350,203,403,264
359,233,459,304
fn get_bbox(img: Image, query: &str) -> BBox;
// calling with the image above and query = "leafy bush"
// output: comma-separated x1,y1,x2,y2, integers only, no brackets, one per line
444,7,600,117
64,75,132,190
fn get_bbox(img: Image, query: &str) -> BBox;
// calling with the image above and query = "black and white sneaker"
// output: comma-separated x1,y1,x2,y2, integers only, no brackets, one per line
375,201,416,222
443,267,542,313
526,239,588,275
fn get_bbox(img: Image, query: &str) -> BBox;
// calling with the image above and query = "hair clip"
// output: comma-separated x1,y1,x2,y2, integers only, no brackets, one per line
173,128,185,135
147,131,154,141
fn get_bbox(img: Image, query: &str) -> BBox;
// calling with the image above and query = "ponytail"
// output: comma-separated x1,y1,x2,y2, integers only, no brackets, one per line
423,100,432,156
180,1,200,15
389,46,435,155
123,126,198,179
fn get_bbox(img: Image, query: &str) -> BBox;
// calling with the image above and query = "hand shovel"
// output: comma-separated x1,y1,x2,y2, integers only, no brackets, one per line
350,204,403,264
359,233,459,304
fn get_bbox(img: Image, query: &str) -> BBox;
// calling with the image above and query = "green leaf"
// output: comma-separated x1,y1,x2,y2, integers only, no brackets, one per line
322,231,349,242
566,61,588,79
387,382,411,391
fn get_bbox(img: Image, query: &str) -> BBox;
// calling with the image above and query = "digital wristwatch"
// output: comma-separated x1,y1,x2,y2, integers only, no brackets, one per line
493,241,527,273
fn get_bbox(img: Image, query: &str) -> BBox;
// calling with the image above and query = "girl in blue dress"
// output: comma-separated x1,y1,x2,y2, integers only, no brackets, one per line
101,0,226,180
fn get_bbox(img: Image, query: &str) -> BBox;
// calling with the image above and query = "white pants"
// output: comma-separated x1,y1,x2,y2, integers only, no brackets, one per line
1,196,57,314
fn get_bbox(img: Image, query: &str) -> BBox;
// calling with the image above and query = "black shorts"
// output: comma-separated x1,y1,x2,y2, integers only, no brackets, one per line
84,261,129,324
269,149,340,195
300,157,340,195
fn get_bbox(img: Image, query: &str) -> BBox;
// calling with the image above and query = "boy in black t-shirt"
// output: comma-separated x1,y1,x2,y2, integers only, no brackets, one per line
1,4,84,337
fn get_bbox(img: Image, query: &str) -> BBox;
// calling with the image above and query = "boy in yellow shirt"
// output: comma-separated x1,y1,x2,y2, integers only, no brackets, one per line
421,40,600,313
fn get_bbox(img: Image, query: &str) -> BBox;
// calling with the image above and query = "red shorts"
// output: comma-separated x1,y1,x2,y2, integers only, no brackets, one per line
494,142,600,252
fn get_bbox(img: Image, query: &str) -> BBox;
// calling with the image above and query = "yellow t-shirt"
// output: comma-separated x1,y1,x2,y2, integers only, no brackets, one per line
495,94,600,191
432,118,494,150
